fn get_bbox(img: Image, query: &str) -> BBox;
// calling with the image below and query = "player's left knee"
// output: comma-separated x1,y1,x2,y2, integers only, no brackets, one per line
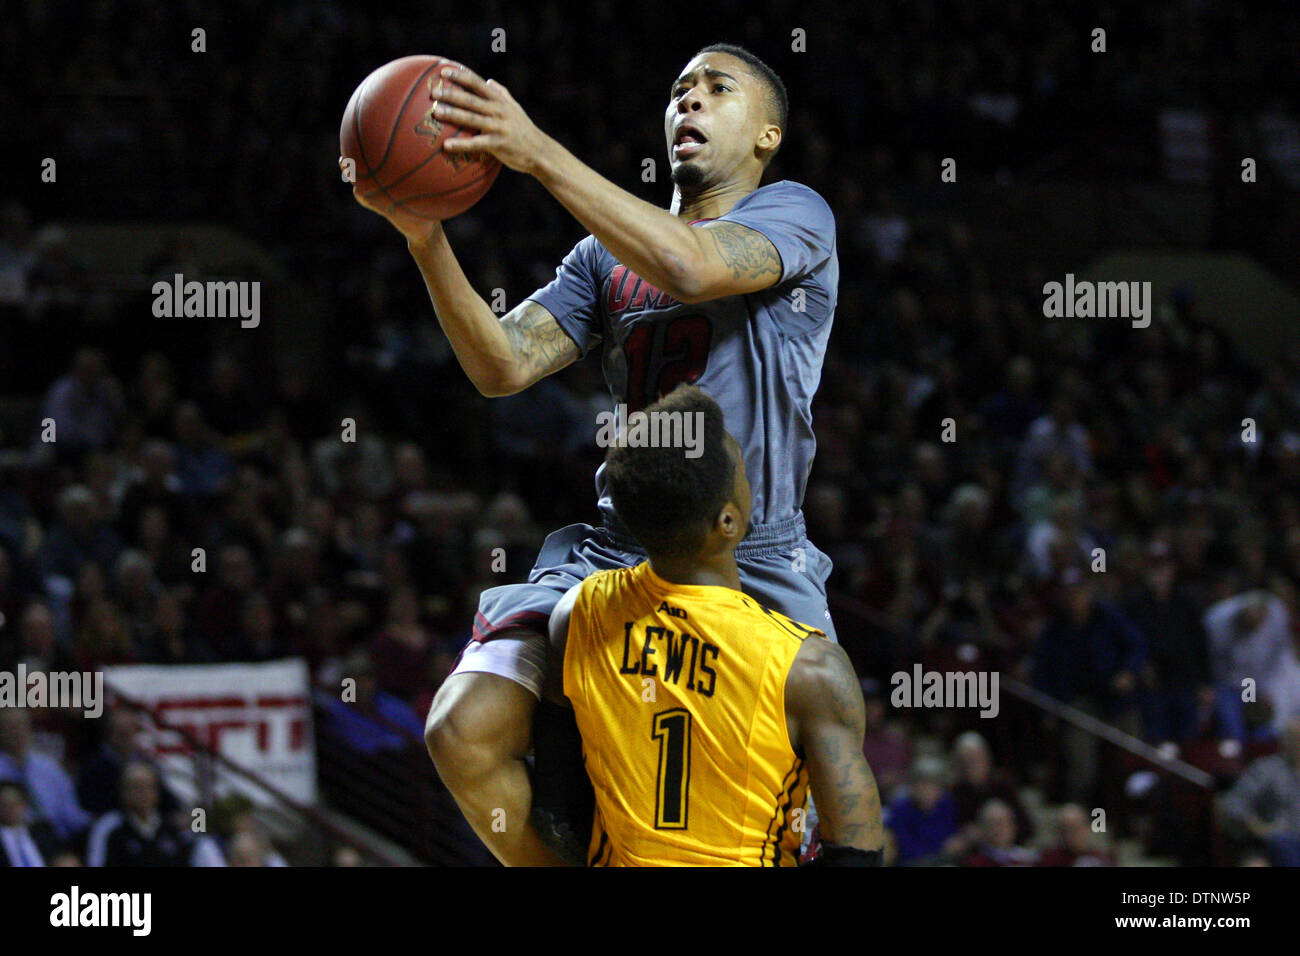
424,671,535,783
424,680,479,775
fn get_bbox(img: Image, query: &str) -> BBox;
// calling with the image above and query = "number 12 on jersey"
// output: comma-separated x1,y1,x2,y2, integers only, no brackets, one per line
651,708,692,829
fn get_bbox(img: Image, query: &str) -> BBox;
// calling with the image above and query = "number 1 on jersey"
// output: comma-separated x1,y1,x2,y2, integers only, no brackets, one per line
651,708,692,829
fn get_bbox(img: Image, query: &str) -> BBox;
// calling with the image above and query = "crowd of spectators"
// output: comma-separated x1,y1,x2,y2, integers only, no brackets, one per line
1,0,1299,865
0,705,309,866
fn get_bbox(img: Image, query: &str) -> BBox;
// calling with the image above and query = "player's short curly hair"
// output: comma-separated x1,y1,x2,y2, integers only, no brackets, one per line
605,385,735,560
694,42,788,143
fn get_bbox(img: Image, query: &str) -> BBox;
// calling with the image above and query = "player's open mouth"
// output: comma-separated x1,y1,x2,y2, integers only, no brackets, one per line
673,125,708,158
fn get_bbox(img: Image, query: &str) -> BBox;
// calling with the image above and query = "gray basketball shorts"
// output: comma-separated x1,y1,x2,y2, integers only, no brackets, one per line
451,514,836,700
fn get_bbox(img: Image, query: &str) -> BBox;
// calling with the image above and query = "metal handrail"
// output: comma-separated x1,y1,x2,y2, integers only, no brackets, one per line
999,676,1215,790
827,587,1217,790
103,685,410,866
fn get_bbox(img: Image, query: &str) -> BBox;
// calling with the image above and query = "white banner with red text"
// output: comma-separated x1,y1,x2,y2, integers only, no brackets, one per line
103,659,317,807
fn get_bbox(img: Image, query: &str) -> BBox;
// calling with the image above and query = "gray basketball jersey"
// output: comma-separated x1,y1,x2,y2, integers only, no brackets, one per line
529,180,838,528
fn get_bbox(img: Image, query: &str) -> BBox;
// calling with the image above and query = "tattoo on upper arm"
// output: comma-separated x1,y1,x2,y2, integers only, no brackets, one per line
824,651,865,730
706,223,782,282
501,300,580,380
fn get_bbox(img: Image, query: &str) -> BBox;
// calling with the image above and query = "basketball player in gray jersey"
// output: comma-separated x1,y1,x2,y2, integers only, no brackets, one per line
352,43,839,865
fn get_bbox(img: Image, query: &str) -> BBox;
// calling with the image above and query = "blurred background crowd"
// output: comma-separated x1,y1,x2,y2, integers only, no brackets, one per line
1,0,1299,865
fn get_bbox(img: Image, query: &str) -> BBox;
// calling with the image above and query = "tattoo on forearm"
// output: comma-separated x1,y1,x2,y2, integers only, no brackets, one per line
501,301,578,378
809,644,884,848
819,735,884,847
708,224,782,281
825,735,862,816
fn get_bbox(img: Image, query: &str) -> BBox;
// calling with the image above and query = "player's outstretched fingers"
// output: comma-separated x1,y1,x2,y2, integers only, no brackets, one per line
432,76,497,119
438,64,495,98
432,100,495,134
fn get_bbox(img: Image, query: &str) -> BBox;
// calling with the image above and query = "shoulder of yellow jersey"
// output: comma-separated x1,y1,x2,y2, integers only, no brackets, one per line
573,563,826,645
574,565,640,607
729,591,828,644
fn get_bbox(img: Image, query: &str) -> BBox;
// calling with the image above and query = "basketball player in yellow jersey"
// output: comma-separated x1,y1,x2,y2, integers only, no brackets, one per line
545,386,883,866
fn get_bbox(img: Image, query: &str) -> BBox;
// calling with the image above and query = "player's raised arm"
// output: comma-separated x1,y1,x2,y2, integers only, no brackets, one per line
349,190,579,396
527,156,783,305
785,638,885,863
429,65,786,305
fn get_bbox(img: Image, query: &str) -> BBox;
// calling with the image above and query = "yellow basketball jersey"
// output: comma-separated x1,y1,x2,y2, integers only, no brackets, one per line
562,561,825,866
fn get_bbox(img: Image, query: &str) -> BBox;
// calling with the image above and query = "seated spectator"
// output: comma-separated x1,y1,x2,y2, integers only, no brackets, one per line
85,761,196,867
139,590,215,663
0,545,34,662
369,585,434,703
114,549,161,645
916,575,1010,675
320,650,424,755
116,440,186,541
0,709,90,843
38,348,124,460
195,544,259,657
859,679,913,802
232,812,287,864
0,779,60,867
949,731,1033,844
332,845,365,867
961,798,1039,866
1023,494,1098,583
73,596,137,669
171,401,234,498
13,602,76,674
1032,566,1146,801
201,352,260,442
1220,716,1300,867
217,815,288,867
234,591,287,662
885,756,961,865
77,705,177,816
1205,589,1295,743
226,830,277,867
1037,803,1116,866
804,482,868,589
37,484,124,587
857,517,946,668
1121,540,1214,744
133,504,192,587
978,356,1042,449
1013,390,1094,509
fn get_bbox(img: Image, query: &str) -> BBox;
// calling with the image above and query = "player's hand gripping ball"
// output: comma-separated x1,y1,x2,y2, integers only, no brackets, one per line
340,55,501,221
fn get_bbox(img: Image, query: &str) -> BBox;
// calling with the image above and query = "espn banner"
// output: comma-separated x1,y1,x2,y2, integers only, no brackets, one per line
103,659,318,807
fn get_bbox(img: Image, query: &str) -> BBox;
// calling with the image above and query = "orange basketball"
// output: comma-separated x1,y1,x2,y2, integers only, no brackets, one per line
340,55,501,221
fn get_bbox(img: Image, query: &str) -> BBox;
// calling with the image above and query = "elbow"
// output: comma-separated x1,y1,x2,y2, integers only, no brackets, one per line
471,368,524,398
668,278,707,305
671,284,709,306
658,254,708,305
472,377,509,398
